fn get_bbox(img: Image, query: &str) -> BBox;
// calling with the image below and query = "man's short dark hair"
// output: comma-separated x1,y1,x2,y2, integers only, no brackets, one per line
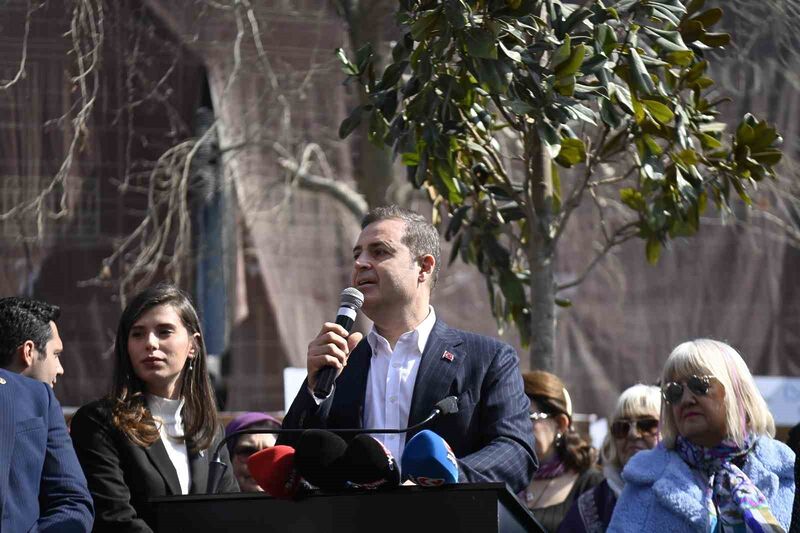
361,205,442,286
0,297,60,367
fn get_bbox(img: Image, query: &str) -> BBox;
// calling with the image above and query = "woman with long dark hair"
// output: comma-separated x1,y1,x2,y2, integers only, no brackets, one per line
522,370,603,532
71,283,238,532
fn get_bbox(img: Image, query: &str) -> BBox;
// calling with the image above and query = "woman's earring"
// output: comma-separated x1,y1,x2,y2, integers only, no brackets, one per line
555,432,563,447
188,359,194,372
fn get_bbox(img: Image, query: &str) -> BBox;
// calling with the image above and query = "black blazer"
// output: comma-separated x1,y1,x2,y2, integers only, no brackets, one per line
70,399,238,533
281,319,537,493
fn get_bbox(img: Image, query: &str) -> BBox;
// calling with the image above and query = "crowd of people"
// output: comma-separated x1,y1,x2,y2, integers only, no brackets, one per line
0,204,797,532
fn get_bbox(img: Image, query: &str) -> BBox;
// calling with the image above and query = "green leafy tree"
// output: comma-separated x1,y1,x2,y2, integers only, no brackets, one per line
338,0,783,371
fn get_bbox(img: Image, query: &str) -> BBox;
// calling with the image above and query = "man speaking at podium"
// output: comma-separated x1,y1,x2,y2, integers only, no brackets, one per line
281,206,537,492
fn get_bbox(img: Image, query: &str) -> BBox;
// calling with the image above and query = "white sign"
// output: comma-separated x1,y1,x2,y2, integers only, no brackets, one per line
753,376,800,427
283,367,308,414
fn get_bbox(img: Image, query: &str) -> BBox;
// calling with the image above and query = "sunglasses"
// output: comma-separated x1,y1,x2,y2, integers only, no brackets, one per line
233,445,261,459
529,412,551,421
661,375,714,404
610,418,659,438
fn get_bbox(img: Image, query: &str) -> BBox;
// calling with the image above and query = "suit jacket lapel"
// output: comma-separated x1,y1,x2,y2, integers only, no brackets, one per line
408,320,464,428
144,438,182,495
0,373,14,519
332,339,372,428
188,441,207,494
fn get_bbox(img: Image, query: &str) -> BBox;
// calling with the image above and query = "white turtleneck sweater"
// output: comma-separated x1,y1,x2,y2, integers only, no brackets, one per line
146,394,190,494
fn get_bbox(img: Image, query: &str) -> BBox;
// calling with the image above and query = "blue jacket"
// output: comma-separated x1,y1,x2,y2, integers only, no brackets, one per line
0,369,94,532
609,436,795,532
280,319,538,493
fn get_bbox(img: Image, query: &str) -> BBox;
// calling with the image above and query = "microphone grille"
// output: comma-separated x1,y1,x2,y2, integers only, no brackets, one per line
340,287,364,309
435,396,459,415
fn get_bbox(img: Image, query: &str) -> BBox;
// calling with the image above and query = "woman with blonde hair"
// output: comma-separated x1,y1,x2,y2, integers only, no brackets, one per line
71,284,238,532
522,370,602,532
610,339,795,532
559,384,661,532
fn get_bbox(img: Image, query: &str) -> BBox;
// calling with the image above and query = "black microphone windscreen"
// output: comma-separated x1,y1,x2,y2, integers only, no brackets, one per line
294,430,348,490
435,396,459,415
340,434,401,490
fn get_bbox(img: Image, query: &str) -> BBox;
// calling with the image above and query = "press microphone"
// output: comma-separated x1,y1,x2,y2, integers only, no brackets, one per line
293,429,348,490
313,287,364,399
206,395,459,493
340,434,401,490
401,430,459,486
247,445,304,499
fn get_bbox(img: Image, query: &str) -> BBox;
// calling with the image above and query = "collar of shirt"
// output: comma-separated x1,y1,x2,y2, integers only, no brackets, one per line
366,306,436,356
146,393,185,439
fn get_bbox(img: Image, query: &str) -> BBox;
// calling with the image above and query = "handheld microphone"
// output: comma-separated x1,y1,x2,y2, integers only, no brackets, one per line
401,430,459,486
247,445,304,499
206,395,459,493
340,434,401,490
293,429,348,490
313,287,364,399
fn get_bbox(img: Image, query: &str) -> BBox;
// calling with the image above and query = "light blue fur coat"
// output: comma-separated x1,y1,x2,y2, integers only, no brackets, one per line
608,436,795,532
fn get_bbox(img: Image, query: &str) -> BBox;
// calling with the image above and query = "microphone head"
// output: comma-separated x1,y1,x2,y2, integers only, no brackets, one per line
340,287,364,310
435,396,459,415
294,430,348,490
401,430,459,486
340,434,401,490
247,445,302,499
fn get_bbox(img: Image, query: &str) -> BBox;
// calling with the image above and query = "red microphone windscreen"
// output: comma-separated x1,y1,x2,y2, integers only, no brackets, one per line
247,445,301,499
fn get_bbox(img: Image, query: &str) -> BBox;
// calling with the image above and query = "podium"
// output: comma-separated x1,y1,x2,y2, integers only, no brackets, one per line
150,482,543,532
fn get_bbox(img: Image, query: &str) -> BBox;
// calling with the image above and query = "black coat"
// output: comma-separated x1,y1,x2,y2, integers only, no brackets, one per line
70,399,238,533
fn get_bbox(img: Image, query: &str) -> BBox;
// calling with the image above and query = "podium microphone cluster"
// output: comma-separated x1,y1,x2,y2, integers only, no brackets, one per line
205,396,460,494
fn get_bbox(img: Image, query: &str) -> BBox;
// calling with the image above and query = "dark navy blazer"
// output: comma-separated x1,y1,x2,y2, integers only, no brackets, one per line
0,369,94,532
281,319,538,493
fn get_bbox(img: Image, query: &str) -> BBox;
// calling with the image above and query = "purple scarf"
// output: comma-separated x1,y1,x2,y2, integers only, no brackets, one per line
675,435,785,532
533,455,566,480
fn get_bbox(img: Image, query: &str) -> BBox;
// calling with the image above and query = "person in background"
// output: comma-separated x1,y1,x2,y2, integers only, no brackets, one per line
610,339,795,532
0,296,65,388
559,384,661,532
70,283,238,532
224,412,282,492
522,370,602,532
0,368,93,532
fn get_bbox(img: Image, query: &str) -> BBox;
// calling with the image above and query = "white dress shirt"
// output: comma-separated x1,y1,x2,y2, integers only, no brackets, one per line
363,307,436,462
146,394,190,494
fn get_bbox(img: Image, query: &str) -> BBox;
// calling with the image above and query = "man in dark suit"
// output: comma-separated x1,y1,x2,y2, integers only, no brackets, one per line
282,205,537,492
0,368,93,532
0,297,65,388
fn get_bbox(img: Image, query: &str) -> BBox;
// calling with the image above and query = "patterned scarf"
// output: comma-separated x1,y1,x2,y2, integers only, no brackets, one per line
675,435,785,533
533,455,566,480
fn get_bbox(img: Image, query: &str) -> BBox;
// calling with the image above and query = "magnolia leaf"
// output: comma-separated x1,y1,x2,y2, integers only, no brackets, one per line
555,138,586,167
551,35,572,70
464,28,498,59
641,99,674,124
620,188,646,211
339,105,365,138
692,8,723,28
646,237,661,264
628,49,656,95
555,44,587,78
699,32,731,47
411,10,442,41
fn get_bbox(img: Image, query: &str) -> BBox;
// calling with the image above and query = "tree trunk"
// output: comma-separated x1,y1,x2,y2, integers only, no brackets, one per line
527,129,556,372
343,0,397,208
529,239,556,372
